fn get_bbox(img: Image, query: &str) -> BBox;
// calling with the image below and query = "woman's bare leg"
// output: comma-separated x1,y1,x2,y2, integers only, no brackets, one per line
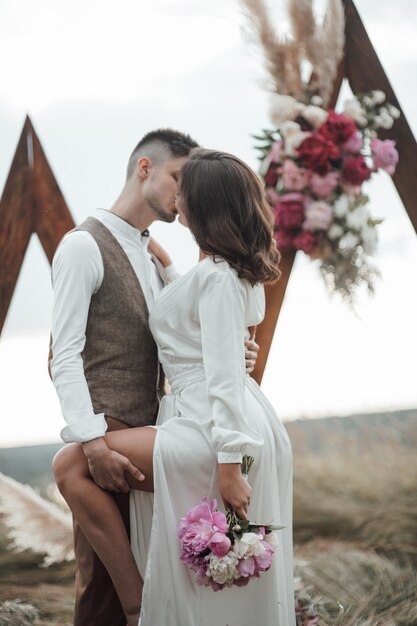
53,426,156,626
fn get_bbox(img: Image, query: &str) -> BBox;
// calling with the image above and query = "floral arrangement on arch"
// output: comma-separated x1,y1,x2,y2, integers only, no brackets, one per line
242,0,400,302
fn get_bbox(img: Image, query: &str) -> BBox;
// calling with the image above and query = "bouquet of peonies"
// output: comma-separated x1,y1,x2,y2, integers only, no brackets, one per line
256,90,400,302
177,456,282,591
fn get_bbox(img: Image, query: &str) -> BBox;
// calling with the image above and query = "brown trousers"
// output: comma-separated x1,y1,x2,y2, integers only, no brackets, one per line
73,417,132,626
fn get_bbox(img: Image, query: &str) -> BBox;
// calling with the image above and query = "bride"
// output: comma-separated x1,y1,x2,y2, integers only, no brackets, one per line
53,148,295,626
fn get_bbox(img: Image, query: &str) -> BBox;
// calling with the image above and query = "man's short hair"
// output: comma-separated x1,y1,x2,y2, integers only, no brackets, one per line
126,128,199,179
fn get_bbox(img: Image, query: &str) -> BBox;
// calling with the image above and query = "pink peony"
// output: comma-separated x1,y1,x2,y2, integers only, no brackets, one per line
281,159,311,191
342,130,363,154
309,171,339,198
293,230,319,254
233,576,250,588
208,532,231,558
269,140,283,163
237,557,256,578
371,138,399,175
341,156,372,186
318,110,357,145
303,200,333,231
254,542,275,572
274,192,306,229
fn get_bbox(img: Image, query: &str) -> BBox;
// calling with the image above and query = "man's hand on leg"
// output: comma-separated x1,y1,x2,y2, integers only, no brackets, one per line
82,438,145,493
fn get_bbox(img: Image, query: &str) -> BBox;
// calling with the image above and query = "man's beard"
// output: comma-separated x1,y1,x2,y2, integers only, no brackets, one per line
147,190,176,223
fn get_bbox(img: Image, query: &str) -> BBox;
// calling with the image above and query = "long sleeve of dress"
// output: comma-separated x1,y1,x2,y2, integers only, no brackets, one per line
198,268,264,463
50,232,108,443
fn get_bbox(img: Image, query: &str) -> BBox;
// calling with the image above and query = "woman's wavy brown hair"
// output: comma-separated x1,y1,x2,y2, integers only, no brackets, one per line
178,148,281,285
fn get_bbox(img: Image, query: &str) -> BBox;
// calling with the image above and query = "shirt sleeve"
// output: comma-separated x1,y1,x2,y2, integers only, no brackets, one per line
50,231,108,443
151,255,181,285
198,269,264,463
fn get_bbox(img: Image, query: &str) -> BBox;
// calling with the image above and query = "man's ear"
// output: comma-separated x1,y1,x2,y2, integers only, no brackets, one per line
136,156,152,180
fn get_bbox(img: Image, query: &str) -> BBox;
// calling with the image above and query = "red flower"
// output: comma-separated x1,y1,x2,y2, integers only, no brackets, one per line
265,164,279,187
293,230,319,254
341,156,372,186
274,228,297,250
297,134,340,175
318,110,357,145
274,193,305,229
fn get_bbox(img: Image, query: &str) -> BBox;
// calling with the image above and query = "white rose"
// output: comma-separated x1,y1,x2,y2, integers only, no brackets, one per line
346,206,370,231
269,94,304,126
302,105,328,128
343,99,367,126
207,552,238,585
334,195,350,218
328,223,344,240
339,232,359,251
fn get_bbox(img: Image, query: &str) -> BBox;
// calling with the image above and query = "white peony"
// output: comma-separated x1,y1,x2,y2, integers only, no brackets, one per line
343,98,367,126
302,105,328,128
269,94,304,126
207,551,239,584
346,206,370,231
339,232,359,251
334,195,350,218
233,532,265,559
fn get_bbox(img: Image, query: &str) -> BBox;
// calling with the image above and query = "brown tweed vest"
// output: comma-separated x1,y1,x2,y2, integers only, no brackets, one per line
74,217,163,426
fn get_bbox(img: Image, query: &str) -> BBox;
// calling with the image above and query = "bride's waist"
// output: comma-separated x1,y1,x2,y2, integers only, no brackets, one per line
162,360,206,394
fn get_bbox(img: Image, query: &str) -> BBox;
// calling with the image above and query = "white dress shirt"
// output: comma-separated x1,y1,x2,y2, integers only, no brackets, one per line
50,209,178,443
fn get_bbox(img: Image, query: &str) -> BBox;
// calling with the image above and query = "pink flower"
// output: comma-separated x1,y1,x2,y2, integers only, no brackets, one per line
293,230,319,254
208,532,231,558
371,139,399,175
179,497,228,534
238,557,256,578
342,130,363,154
309,171,339,198
274,192,306,229
303,200,333,231
255,542,274,571
281,159,311,191
341,156,372,186
269,140,283,163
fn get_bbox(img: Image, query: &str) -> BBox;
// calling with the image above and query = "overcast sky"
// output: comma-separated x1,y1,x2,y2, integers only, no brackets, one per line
1,0,417,446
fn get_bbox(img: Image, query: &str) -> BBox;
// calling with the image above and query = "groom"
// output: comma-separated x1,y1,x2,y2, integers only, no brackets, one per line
49,128,259,626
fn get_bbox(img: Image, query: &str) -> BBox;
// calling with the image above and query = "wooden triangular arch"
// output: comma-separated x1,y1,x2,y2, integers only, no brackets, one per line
0,116,75,335
252,0,417,384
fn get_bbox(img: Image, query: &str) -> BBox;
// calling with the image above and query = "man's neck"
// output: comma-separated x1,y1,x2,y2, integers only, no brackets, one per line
109,196,153,233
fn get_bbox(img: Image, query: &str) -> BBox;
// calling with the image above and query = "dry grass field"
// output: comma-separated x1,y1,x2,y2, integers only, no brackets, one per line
1,409,416,625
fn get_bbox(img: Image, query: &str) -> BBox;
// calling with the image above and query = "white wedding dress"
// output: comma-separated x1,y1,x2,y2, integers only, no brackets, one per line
130,257,295,626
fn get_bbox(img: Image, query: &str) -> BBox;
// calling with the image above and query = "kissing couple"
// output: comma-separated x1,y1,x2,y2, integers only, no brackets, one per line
50,129,295,626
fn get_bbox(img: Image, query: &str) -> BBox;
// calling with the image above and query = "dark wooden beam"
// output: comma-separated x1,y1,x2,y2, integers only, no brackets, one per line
344,0,417,232
0,116,75,336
